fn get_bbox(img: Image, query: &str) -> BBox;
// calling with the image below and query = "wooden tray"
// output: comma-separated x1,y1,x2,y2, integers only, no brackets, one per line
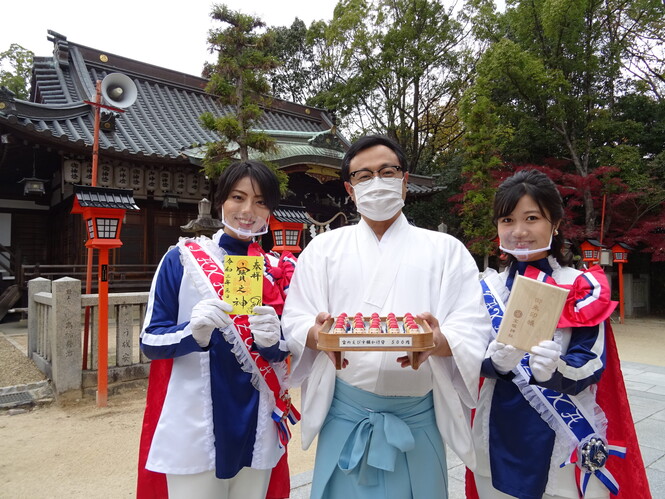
317,315,434,370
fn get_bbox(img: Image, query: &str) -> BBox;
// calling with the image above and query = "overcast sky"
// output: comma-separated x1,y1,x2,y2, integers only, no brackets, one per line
2,0,339,76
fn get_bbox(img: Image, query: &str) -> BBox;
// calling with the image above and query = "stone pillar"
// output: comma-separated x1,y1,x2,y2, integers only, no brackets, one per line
27,278,51,360
50,277,82,394
116,304,133,366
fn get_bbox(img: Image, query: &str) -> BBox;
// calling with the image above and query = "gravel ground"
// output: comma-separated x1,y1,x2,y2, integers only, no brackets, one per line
0,335,46,387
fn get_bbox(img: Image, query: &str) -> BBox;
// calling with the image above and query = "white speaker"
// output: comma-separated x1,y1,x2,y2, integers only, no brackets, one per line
101,73,137,109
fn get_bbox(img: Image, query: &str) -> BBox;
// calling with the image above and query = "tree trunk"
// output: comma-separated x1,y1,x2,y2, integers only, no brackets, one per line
561,125,596,236
236,75,248,161
411,76,420,172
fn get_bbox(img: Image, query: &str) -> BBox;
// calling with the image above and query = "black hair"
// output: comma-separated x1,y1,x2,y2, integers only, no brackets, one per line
215,160,281,212
493,169,571,266
340,135,408,182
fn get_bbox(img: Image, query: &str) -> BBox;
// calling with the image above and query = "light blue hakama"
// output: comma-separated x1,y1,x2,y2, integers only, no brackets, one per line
311,379,448,499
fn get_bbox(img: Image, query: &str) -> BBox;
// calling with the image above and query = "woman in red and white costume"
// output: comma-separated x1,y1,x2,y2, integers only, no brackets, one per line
467,170,650,499
136,160,297,499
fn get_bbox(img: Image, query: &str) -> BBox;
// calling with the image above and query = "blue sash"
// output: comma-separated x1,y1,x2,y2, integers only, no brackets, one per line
481,278,626,496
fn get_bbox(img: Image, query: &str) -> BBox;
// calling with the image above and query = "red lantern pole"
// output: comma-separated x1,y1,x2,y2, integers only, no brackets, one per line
76,79,133,406
97,246,109,407
82,81,101,371
91,81,101,187
618,261,625,324
83,82,127,407
599,194,606,245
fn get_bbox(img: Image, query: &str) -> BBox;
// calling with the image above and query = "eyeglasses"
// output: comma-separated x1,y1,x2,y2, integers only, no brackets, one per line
348,165,404,185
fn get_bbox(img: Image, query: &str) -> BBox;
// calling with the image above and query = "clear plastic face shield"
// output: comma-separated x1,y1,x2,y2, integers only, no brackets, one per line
499,233,554,261
221,208,270,239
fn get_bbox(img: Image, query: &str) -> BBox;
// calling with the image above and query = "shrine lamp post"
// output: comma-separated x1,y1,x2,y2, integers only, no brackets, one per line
79,74,137,373
612,242,632,324
71,185,139,407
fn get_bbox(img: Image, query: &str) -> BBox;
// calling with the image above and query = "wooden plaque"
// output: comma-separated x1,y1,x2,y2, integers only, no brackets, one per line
496,275,569,351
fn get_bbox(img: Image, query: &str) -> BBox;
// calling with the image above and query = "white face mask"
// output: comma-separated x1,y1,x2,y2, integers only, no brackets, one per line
499,234,553,261
221,209,269,239
352,177,405,222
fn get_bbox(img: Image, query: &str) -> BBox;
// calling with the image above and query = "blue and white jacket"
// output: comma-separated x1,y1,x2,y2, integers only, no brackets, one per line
473,257,609,499
140,231,294,479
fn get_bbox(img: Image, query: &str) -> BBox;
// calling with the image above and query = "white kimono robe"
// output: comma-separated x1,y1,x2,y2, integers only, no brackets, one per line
282,214,492,468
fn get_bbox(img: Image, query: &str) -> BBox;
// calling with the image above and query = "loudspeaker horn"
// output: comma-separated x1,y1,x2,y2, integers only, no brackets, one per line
101,73,137,109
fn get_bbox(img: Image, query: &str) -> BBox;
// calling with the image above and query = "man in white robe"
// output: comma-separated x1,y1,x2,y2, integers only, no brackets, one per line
282,135,492,498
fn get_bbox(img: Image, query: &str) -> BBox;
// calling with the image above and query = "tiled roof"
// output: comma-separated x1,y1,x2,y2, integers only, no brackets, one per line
406,182,445,196
0,32,339,164
273,205,312,224
0,32,442,198
73,185,140,210
181,129,345,167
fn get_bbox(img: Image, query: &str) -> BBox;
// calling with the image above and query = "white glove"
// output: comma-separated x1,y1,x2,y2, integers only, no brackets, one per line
249,305,282,348
529,340,561,383
487,340,526,374
190,298,233,348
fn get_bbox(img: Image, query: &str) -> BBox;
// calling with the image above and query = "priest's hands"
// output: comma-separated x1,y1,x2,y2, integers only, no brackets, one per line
488,340,526,374
397,312,451,369
190,298,233,348
306,312,348,368
529,340,562,382
249,306,281,348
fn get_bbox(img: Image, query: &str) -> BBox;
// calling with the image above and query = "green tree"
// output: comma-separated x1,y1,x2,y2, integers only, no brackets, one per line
461,0,665,239
594,94,665,259
609,0,665,101
307,0,474,173
200,4,287,189
0,43,34,100
267,18,321,104
458,85,512,262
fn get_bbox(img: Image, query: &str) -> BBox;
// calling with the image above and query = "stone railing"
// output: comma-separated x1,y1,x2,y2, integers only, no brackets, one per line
27,277,151,397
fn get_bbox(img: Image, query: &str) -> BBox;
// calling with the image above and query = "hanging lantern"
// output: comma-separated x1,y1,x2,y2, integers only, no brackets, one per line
146,169,158,191
98,162,113,187
114,164,130,188
82,162,93,186
611,242,632,325
174,171,186,193
63,159,82,183
130,167,144,190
